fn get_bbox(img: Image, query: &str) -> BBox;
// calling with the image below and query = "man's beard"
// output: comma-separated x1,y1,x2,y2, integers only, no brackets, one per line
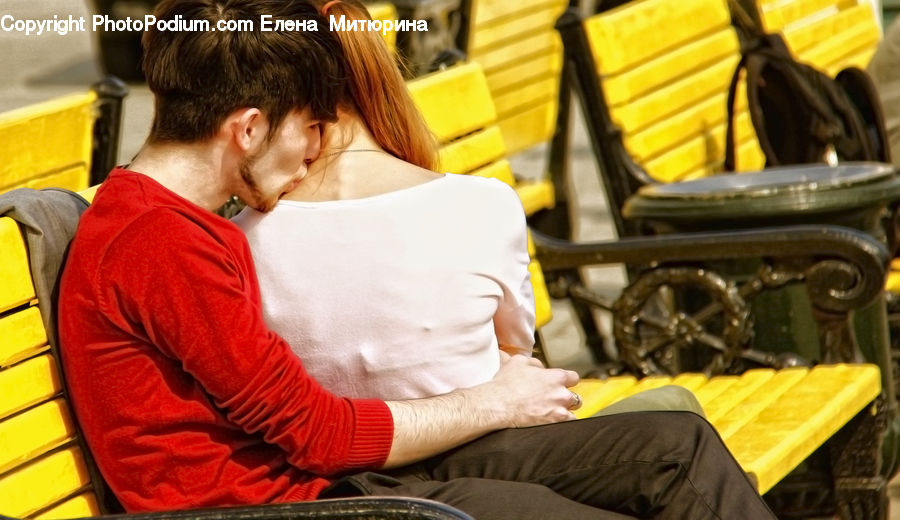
238,153,272,212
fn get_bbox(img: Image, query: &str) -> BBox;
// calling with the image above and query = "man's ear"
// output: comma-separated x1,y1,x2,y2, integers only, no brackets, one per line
224,108,268,154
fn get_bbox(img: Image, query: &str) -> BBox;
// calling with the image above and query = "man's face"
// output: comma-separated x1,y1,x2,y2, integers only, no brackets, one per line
238,108,322,212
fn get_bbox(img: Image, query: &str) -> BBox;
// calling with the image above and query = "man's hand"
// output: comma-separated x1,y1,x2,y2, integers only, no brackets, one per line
480,354,581,427
383,355,580,468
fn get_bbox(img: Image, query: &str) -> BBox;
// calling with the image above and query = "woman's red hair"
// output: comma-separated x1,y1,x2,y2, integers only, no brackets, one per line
316,0,439,170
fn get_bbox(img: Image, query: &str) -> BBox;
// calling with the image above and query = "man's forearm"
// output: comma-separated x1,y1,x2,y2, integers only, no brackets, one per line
382,355,580,468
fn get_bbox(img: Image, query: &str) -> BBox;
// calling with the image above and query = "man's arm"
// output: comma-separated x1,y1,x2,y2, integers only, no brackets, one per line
383,355,580,467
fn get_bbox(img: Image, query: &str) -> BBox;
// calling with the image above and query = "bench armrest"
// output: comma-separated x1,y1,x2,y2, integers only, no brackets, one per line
71,497,473,520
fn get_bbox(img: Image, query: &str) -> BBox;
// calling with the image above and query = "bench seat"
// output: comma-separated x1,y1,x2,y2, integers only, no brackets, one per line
572,363,882,494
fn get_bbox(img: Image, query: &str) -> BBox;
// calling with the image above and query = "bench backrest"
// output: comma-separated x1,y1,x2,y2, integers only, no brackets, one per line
464,0,568,155
758,0,881,75
0,81,125,197
584,0,766,184
0,206,101,519
406,62,553,327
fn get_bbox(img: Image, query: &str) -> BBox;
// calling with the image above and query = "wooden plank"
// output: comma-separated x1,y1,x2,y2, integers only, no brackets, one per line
761,0,843,30
408,63,496,143
516,178,555,216
34,492,101,520
726,364,881,493
366,2,398,51
640,111,755,182
0,447,91,518
471,0,566,28
438,127,507,175
609,55,740,135
572,376,639,419
783,3,873,56
713,368,810,441
0,305,48,368
5,164,89,194
78,185,100,203
0,399,75,474
0,216,35,314
0,354,61,421
603,28,739,107
585,0,731,75
824,46,876,77
470,158,516,186
469,2,566,54
493,75,558,120
469,31,558,75
484,45,562,96
798,11,880,70
0,92,94,191
618,375,675,399
530,260,553,328
497,102,556,155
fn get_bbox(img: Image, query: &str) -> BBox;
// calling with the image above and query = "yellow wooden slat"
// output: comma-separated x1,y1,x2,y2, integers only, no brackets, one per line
610,55,740,135
824,46,876,77
571,376,639,419
702,369,778,425
641,111,756,182
469,2,565,54
35,492,101,520
0,92,95,191
624,91,747,162
0,306,48,368
78,185,100,203
497,101,557,155
761,0,843,30
469,31,559,75
409,63,496,143
726,364,881,493
516,179,555,217
22,164,88,193
0,354,61,421
530,260,553,328
669,372,710,392
0,216,35,314
783,3,873,56
617,375,675,399
493,75,558,120
0,399,75,474
469,158,516,186
679,136,766,180
484,46,562,96
0,447,91,518
471,0,566,28
438,126,507,175
712,368,810,441
366,2,398,52
603,28,739,107
798,12,880,70
585,0,731,75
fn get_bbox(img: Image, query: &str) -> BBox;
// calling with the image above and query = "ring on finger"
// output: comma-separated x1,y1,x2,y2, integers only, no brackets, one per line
569,392,582,410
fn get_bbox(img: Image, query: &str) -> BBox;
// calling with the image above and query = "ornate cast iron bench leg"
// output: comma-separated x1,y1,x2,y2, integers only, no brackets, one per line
830,396,889,520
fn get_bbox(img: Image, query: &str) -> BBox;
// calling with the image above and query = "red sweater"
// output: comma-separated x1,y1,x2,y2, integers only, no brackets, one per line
59,169,394,512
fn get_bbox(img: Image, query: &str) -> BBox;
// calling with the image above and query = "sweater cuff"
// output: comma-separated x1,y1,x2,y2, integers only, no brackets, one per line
346,399,394,469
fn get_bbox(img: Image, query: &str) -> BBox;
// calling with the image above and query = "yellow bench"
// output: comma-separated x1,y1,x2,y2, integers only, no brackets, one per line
407,61,889,511
757,0,882,76
462,0,568,155
0,79,126,196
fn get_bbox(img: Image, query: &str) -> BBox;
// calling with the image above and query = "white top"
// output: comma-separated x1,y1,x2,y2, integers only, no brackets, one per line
233,173,535,400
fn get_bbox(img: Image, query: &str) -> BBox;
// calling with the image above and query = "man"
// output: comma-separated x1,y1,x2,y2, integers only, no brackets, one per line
59,1,775,518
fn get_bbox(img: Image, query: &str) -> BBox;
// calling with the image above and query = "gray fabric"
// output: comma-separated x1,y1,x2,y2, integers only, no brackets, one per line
868,17,900,168
0,187,89,353
593,385,706,418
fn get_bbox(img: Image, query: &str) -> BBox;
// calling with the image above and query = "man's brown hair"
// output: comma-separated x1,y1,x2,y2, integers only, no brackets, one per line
142,0,345,143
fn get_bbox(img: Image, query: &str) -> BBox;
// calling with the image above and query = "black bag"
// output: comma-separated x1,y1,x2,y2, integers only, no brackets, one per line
724,32,891,171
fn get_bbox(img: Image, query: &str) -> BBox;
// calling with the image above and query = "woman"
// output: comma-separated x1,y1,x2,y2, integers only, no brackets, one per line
233,0,702,411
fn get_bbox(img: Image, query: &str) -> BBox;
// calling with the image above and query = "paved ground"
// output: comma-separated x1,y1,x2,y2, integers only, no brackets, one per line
3,1,900,517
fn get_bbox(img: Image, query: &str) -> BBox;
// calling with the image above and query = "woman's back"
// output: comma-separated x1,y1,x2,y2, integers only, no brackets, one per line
234,173,534,400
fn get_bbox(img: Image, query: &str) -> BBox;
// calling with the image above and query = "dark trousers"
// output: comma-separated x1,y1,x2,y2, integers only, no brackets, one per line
323,412,775,519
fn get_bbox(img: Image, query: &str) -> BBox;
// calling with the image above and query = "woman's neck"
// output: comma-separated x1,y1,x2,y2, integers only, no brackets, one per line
283,110,441,202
